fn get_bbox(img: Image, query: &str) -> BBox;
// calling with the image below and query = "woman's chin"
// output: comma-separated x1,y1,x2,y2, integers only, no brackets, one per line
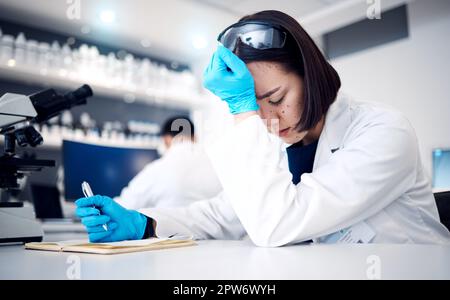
281,135,301,145
281,132,307,145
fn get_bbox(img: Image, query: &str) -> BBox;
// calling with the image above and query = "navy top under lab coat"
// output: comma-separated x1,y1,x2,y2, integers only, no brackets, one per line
286,140,319,185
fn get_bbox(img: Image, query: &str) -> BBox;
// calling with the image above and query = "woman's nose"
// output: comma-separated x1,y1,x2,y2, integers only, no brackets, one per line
259,107,282,132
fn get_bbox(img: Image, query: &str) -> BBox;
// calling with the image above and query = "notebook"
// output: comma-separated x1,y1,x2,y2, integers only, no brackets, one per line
25,237,196,255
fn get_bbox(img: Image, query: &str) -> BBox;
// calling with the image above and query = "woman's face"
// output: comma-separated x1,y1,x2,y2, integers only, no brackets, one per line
247,61,308,144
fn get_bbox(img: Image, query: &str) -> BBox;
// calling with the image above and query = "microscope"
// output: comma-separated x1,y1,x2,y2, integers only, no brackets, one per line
0,84,93,243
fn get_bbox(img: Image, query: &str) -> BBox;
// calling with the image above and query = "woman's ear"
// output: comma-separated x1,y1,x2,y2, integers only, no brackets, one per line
163,135,173,149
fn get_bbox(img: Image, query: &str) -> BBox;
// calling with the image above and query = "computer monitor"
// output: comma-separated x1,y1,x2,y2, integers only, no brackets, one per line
31,184,63,219
63,140,160,201
433,149,450,189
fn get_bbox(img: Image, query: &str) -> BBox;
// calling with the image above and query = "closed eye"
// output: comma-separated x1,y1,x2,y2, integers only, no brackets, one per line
269,98,284,106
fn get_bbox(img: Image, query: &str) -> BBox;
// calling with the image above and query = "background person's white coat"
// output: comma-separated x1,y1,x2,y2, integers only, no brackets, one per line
115,142,222,209
140,93,450,246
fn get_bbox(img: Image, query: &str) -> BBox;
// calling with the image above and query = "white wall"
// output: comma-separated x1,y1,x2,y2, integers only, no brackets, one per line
330,0,450,179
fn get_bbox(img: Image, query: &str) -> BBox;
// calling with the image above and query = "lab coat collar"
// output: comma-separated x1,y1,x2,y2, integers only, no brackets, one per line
313,91,352,170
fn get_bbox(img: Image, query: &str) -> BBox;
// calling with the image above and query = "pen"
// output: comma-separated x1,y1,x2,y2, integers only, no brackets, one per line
82,181,108,231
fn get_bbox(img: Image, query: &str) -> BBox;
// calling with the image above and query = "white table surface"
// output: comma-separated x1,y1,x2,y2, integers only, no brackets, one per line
1,232,449,280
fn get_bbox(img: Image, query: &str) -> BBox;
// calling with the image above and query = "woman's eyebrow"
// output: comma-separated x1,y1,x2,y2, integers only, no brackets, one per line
256,86,281,100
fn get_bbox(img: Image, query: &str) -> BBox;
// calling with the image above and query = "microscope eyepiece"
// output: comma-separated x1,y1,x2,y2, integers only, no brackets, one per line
64,84,93,106
30,84,94,124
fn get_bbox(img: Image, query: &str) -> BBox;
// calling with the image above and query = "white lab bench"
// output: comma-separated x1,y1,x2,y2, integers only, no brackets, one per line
1,232,450,280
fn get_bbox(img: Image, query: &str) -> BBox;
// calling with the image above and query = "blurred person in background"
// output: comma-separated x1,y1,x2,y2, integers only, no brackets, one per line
115,116,222,209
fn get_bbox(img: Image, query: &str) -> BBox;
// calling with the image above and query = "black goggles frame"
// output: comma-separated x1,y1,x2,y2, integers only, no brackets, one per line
217,20,287,51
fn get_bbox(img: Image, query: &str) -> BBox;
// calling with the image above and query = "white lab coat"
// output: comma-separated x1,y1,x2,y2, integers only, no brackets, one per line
115,142,222,209
140,93,450,246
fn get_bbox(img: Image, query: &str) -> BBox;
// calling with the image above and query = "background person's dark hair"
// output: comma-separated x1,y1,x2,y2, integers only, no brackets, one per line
160,116,195,138
234,10,341,132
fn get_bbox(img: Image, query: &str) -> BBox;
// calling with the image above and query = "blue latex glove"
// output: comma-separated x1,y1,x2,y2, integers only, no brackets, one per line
203,45,259,115
75,195,147,243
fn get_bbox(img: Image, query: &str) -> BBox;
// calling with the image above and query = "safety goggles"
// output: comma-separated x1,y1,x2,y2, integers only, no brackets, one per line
217,21,287,51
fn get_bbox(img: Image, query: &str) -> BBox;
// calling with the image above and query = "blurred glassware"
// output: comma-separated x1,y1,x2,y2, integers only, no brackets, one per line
61,110,74,127
0,34,14,64
80,112,96,129
25,39,39,66
61,44,73,72
37,42,51,70
14,32,27,65
50,41,62,70
0,31,199,105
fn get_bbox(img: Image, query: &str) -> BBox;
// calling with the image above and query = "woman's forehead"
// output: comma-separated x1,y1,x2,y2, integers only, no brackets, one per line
247,62,287,89
247,61,284,74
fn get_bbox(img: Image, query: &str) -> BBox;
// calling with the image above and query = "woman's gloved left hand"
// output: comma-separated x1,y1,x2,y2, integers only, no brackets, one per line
75,195,147,243
203,45,259,115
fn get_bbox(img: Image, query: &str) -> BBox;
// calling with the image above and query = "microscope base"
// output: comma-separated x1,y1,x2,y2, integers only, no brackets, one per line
0,205,44,244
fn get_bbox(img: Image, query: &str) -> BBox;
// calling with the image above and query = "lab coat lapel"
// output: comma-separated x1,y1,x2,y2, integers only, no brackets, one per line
313,93,352,170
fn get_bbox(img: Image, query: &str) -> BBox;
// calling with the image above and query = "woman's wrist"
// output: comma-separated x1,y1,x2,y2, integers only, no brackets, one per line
141,216,157,239
152,220,157,238
131,211,149,240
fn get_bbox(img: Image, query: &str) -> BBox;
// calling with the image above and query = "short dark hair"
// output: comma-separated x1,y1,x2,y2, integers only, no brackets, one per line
234,10,341,132
160,116,195,138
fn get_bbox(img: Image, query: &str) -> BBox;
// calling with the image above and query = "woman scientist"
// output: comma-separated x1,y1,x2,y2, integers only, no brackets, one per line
76,10,450,246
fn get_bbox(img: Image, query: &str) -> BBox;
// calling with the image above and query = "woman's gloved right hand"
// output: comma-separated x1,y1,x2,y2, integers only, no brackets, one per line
203,45,259,115
75,195,147,243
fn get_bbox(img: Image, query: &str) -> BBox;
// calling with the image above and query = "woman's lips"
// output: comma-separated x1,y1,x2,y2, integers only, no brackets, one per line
279,127,291,137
